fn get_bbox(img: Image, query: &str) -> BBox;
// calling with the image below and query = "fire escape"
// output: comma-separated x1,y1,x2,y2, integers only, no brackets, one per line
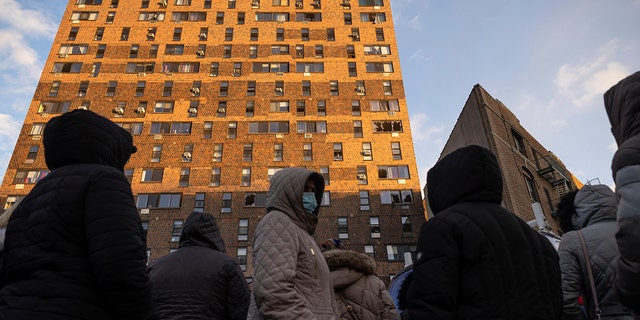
537,155,574,198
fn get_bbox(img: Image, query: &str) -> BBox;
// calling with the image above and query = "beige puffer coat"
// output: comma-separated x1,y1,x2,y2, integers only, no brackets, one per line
246,167,338,320
325,249,400,320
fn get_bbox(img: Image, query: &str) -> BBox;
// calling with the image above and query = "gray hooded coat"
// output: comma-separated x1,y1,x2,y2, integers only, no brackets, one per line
558,185,633,319
246,167,338,320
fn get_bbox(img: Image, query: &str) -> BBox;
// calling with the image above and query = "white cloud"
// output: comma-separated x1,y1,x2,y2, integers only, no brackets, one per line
410,49,426,60
410,113,444,142
0,31,41,80
554,40,630,108
0,113,21,139
0,0,58,37
408,14,423,32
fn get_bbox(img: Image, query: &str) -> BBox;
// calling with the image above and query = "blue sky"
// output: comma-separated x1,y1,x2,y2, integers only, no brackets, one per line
1,0,639,192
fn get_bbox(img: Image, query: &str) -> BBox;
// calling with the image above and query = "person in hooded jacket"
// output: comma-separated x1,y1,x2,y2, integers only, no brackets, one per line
554,185,633,319
603,70,640,316
321,239,400,320
147,211,249,320
0,110,156,320
406,145,562,320
246,167,338,320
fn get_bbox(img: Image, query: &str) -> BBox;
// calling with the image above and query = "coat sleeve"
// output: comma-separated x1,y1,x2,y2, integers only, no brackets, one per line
557,233,583,320
252,214,315,319
374,276,400,320
84,170,156,320
224,261,250,320
406,219,459,320
614,164,640,314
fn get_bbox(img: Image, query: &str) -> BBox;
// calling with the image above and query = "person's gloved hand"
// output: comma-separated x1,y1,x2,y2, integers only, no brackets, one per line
612,134,640,179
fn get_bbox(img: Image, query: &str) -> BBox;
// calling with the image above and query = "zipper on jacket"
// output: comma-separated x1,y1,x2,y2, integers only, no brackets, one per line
310,245,317,278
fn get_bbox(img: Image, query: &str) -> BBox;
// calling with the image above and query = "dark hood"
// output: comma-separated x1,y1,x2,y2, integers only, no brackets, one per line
266,167,324,235
43,109,137,172
427,145,503,215
604,71,640,147
572,184,616,229
178,211,226,252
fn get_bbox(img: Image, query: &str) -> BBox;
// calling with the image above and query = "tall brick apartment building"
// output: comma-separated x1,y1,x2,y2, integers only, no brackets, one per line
0,0,425,280
428,84,581,235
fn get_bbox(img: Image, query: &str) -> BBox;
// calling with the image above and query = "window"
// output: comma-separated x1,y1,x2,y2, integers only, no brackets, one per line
387,245,416,262
219,81,229,96
359,190,370,210
238,219,249,241
321,192,331,206
270,100,290,112
203,122,213,138
352,100,361,116
375,28,385,41
162,62,199,73
327,28,335,41
38,101,71,114
149,45,159,57
58,44,89,56
94,28,104,41
253,62,289,73
13,170,49,184
237,11,245,24
359,0,384,6
175,0,191,5
213,144,223,162
30,123,45,135
225,28,233,41
314,45,323,57
276,28,284,41
361,12,386,23
295,45,304,58
296,13,322,22
191,81,201,97
355,80,366,95
141,0,150,8
248,121,289,133
364,45,391,55
227,122,237,138
301,81,311,96
303,143,312,161
237,247,247,271
344,62,357,77
105,11,115,23
346,45,355,58
173,27,182,41
193,193,205,212
268,168,284,181
377,165,410,179
381,190,413,204
362,142,373,160
171,220,183,242
171,12,207,21
120,27,130,41
125,62,155,73
370,100,399,111
333,143,343,161
141,168,163,182
344,13,352,25
139,12,165,21
77,81,89,97
301,28,309,41
246,101,255,117
68,27,79,40
210,167,221,186
182,144,193,162
296,100,305,116
150,145,162,162
227,0,235,8
338,217,348,239
196,44,206,58
354,121,363,138
216,12,225,24
221,193,232,213
247,81,256,96
370,217,380,238
124,169,133,183
233,62,242,76
26,146,39,163
216,101,227,117
329,80,339,95
402,216,412,234
382,80,392,95
512,129,527,156
149,122,192,134
154,101,174,113
129,44,139,58
52,63,82,73
243,144,253,162
273,0,288,5
364,245,375,258
136,194,181,208
316,100,326,116
244,192,267,207
274,143,283,161
250,28,259,41
524,170,539,202
210,62,219,76
49,81,60,97
249,45,258,58
389,142,403,160
113,101,126,117
179,168,190,187
199,28,208,41
297,121,326,133
71,11,99,21
256,12,289,22
165,44,184,55
372,120,403,133
366,62,394,73
117,122,143,135
296,62,324,73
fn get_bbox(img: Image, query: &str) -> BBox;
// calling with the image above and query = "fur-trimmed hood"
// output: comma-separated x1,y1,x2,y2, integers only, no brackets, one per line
324,249,377,290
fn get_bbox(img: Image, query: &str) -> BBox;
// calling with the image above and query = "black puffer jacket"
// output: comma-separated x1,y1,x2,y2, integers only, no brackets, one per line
148,211,250,320
406,145,562,319
604,71,640,316
0,110,155,320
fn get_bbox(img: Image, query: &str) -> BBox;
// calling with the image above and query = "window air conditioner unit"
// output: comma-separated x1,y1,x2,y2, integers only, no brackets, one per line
135,107,146,114
251,1,259,7
149,14,157,22
349,33,360,40
138,72,146,76
357,174,367,180
199,32,207,39
361,150,371,156
58,53,68,58
388,111,396,116
355,86,365,93
190,87,200,94
196,50,205,56
147,32,155,39
188,107,198,114
182,152,192,159
274,87,284,93
210,72,218,77
311,1,320,8
295,1,303,8
158,0,167,7
304,133,312,138
113,107,125,115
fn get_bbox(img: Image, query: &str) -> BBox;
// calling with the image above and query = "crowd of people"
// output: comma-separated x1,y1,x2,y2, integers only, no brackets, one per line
0,71,638,319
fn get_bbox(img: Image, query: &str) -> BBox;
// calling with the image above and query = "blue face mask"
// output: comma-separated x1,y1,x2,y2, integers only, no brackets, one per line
302,192,318,214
